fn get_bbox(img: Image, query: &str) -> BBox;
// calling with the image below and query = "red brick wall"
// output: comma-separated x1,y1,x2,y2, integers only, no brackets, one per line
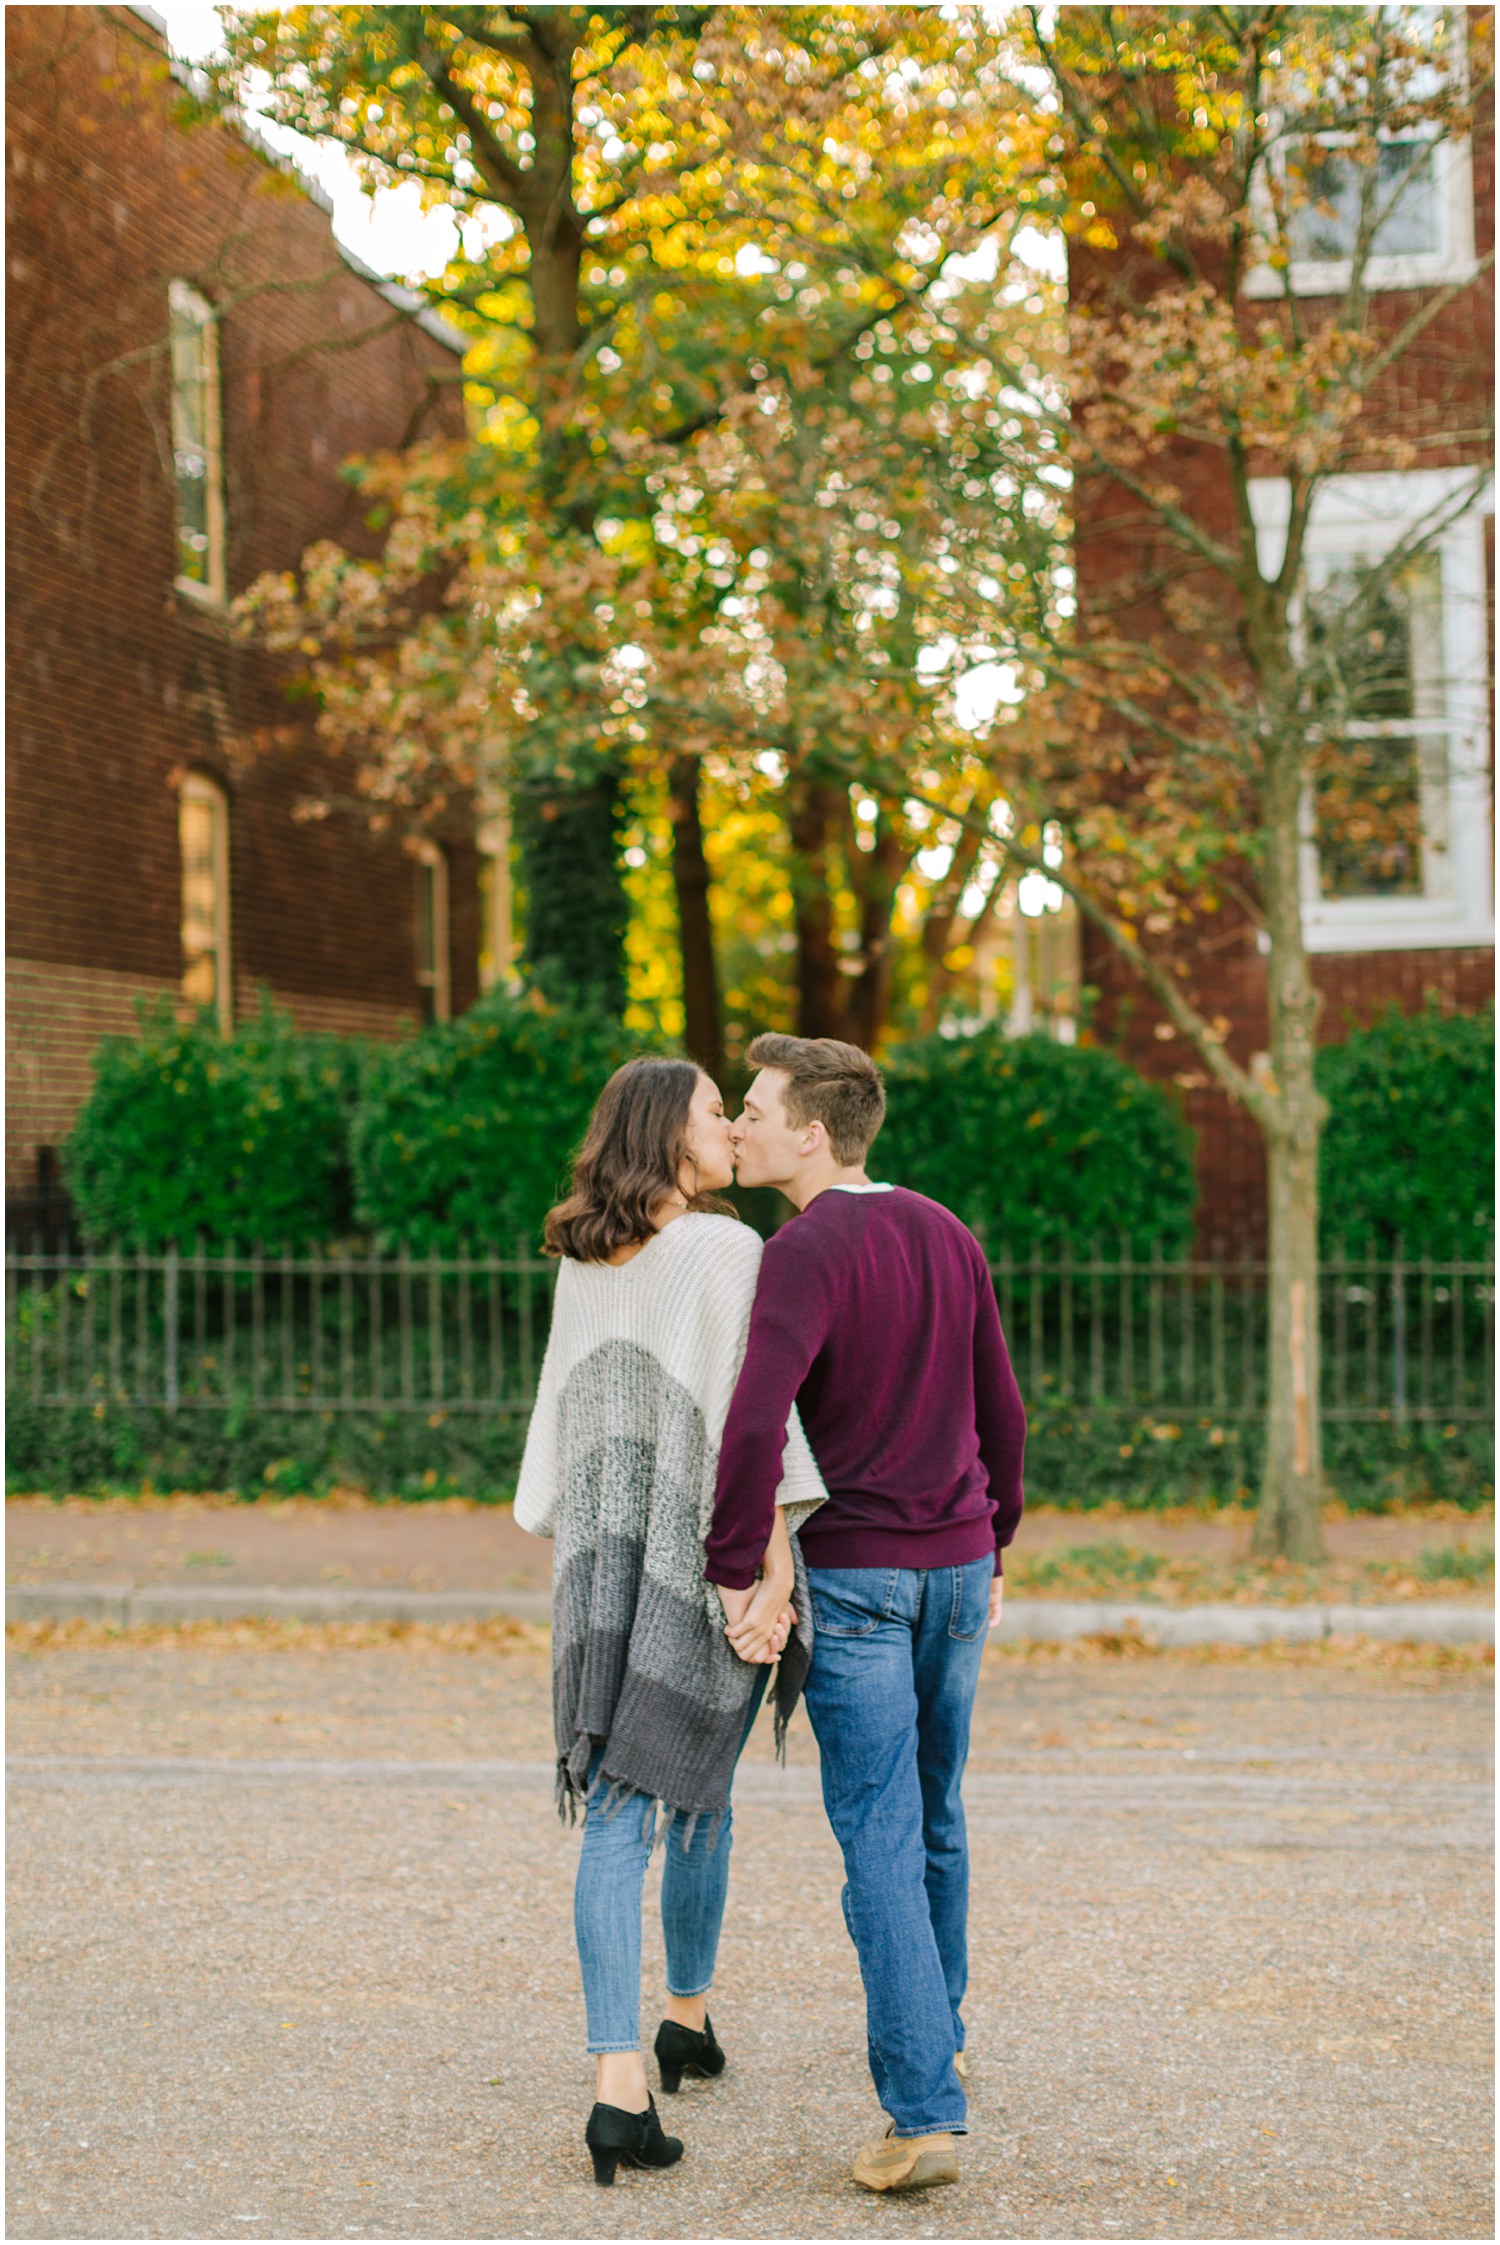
1082,915,1494,1247
6,6,478,1187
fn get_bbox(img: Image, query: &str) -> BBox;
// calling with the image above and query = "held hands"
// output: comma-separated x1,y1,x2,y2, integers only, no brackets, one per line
719,1508,797,1665
718,1582,795,1664
989,1575,1005,1630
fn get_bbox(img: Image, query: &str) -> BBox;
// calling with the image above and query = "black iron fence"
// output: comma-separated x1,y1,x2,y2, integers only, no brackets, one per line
7,1238,1492,1426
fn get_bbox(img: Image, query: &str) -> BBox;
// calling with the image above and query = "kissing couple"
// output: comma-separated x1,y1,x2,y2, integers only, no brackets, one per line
514,1032,1026,2193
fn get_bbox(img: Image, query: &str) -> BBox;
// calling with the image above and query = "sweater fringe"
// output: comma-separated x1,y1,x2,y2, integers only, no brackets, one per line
555,1754,727,1855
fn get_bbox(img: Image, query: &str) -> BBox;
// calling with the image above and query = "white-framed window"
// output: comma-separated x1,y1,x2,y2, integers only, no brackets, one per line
179,772,232,1030
414,840,451,1022
1000,823,1081,1041
476,800,517,993
1249,467,1494,954
1244,14,1476,300
1245,126,1476,298
169,279,226,603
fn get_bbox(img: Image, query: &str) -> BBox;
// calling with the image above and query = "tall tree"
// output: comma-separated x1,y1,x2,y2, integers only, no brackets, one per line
212,3,734,1010
893,5,1492,1556
217,4,1048,1046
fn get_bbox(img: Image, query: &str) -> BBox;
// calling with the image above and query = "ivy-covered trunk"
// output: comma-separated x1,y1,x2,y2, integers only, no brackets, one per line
1252,739,1328,1562
667,752,723,1077
514,769,629,1019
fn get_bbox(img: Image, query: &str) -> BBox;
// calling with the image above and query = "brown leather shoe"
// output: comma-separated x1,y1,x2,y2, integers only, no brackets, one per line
851,2124,960,2193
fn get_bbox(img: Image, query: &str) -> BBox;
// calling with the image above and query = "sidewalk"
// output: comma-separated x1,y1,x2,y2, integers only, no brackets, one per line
7,1496,1493,1645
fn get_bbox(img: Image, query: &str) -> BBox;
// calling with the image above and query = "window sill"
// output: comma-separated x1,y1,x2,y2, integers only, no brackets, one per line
1303,898,1495,955
1243,254,1480,300
175,575,228,611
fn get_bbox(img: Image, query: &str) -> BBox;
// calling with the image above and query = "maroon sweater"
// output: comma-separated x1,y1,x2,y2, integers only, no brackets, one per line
705,1186,1026,1590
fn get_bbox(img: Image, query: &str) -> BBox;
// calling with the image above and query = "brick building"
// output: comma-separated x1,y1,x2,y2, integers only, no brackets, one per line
6,4,489,1209
1043,26,1496,1244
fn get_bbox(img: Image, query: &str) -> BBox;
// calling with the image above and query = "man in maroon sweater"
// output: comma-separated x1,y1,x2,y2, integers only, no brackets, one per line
707,1034,1026,2194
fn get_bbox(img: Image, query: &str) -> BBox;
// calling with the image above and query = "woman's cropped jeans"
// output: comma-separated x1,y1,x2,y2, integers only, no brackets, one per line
574,1670,766,2053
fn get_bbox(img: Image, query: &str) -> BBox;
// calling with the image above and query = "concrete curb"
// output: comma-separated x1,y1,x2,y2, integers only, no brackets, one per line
5,1582,1492,1645
5,1584,554,1628
991,1598,1494,1647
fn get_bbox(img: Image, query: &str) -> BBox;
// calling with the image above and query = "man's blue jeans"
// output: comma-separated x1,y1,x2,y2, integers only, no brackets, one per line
573,1670,767,2053
802,1557,991,2137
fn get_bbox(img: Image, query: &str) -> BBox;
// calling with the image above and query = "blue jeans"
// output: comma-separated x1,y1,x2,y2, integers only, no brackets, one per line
574,1670,767,2053
802,1557,991,2136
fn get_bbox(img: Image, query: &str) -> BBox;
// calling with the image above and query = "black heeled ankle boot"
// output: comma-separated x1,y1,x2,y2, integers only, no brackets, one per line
654,2014,726,2094
584,2095,683,2187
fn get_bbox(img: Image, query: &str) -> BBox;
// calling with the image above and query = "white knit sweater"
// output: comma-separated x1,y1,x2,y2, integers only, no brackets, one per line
515,1212,827,1815
515,1210,825,1542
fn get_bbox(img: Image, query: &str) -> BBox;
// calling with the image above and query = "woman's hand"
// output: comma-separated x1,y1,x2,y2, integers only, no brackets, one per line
724,1577,794,1664
717,1510,797,1663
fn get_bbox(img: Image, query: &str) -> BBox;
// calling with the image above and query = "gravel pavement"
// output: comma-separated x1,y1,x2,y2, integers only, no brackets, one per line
6,1630,1494,2241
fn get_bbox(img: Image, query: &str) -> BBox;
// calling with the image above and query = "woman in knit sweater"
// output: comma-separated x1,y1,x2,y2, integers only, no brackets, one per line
514,1056,826,2187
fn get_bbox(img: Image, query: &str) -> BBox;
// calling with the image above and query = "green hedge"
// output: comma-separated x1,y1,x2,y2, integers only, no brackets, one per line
1021,1402,1492,1513
350,991,642,1249
9,1392,1487,1511
66,1000,363,1247
64,992,641,1254
71,996,1492,1268
1318,1002,1494,1247
878,1026,1197,1251
4,1392,526,1502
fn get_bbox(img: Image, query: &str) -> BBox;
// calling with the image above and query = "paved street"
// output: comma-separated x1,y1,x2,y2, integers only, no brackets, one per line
6,1627,1494,2240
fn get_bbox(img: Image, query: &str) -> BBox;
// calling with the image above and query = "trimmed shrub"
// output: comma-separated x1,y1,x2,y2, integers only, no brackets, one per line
1019,1402,1492,1513
65,1000,363,1247
351,989,644,1250
877,1026,1197,1252
4,1391,526,1502
1318,1002,1495,1247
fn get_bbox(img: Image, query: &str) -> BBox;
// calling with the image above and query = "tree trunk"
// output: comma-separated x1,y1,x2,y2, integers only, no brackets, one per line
1252,746,1327,1562
786,774,848,1039
666,752,724,1078
845,810,906,1051
1256,1117,1325,1561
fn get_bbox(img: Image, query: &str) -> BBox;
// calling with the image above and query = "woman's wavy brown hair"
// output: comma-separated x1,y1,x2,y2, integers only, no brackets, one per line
543,1056,734,1263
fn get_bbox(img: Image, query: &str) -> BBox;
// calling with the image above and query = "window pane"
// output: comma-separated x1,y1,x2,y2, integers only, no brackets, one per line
180,792,221,1007
170,294,215,586
1290,140,1441,264
181,951,219,1009
1306,553,1442,899
417,862,437,979
1307,554,1441,727
1314,735,1425,896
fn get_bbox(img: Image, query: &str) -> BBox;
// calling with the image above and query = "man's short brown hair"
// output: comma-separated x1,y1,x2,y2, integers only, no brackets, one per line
747,1034,886,1166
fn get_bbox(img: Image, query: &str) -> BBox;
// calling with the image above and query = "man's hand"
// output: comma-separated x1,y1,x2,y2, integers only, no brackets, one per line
989,1575,1005,1630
